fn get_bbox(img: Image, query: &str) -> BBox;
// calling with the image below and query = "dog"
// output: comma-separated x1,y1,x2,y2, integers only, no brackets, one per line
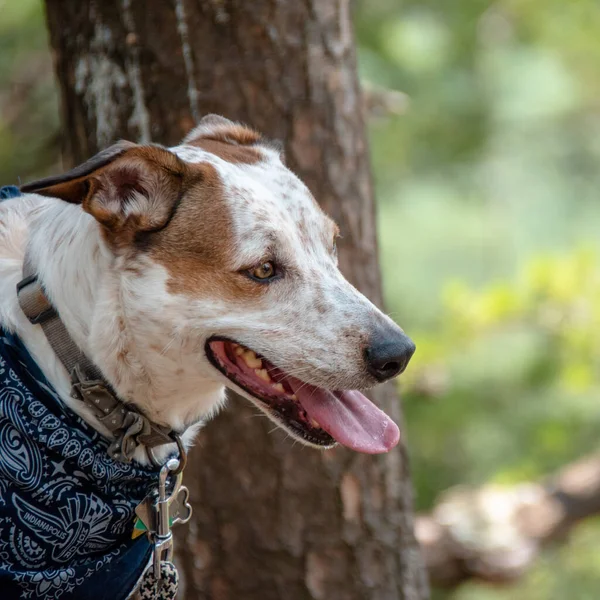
0,115,415,599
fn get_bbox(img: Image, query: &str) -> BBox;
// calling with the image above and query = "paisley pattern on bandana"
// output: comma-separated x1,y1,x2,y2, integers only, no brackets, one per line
0,329,157,599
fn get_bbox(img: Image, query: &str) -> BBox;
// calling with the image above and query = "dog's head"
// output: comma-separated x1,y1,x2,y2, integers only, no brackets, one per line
22,115,415,454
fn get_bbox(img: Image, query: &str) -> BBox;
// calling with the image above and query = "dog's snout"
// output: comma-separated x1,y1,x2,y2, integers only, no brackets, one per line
364,327,416,382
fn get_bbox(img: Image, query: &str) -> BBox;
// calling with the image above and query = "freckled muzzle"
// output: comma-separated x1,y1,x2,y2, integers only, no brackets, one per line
205,336,402,454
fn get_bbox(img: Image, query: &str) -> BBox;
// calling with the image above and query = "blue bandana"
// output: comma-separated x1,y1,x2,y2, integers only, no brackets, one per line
0,328,158,599
0,185,21,201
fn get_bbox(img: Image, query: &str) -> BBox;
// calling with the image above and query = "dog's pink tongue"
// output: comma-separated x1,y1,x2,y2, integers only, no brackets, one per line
288,381,400,454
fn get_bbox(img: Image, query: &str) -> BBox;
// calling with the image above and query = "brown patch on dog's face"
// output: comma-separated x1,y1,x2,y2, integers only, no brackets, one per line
139,163,267,302
21,136,267,306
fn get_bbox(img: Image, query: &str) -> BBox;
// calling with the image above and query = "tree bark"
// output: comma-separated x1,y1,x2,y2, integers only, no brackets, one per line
43,1,428,599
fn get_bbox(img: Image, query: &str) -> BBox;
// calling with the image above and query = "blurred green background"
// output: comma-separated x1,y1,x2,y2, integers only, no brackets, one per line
2,0,599,598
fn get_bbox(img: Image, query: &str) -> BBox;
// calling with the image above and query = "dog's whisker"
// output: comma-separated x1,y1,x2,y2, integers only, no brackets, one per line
248,413,269,420
290,380,314,395
160,338,177,355
277,367,314,377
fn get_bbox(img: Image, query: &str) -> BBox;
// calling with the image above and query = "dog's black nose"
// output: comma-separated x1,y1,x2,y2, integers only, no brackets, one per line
365,327,416,382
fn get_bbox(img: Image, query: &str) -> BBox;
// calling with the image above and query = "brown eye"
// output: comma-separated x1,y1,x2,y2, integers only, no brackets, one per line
250,261,276,281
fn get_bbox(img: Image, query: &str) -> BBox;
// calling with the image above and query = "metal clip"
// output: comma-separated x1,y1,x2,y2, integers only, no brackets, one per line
152,457,181,581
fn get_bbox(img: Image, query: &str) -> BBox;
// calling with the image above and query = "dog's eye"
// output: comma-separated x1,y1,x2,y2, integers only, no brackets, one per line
249,261,277,281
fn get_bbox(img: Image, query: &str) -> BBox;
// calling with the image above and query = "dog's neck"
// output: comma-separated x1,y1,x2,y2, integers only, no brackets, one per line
8,196,225,460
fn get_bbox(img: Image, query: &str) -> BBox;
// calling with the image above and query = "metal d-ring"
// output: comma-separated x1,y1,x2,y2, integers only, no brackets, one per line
170,433,187,475
145,432,187,473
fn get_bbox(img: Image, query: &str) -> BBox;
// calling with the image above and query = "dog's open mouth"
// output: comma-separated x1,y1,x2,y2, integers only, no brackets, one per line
206,337,400,454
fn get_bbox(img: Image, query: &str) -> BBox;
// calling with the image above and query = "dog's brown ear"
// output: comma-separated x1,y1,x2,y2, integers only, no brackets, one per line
21,143,187,242
183,114,285,162
21,141,137,204
183,114,262,146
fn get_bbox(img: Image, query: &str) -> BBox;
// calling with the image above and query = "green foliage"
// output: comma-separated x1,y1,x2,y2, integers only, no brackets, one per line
355,0,600,597
401,249,600,598
0,0,59,184
402,249,600,505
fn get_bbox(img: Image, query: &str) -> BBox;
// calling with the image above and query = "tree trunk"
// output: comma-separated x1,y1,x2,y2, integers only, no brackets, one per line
43,1,429,599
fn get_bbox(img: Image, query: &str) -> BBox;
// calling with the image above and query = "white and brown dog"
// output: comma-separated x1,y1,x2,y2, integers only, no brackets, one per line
0,115,414,598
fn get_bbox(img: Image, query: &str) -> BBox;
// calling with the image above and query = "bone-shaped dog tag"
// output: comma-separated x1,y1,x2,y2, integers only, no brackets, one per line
169,485,192,526
132,473,191,539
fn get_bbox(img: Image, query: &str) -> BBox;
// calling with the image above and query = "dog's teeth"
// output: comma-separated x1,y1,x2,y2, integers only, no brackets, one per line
272,382,285,393
234,345,244,356
291,394,297,400
243,350,262,368
255,368,271,382
311,418,321,429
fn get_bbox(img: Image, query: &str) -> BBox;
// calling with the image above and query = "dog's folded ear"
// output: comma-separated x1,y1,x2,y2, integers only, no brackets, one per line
21,142,188,243
183,114,262,147
183,114,285,162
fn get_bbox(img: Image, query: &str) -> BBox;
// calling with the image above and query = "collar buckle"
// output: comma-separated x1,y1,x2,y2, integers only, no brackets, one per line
71,365,176,464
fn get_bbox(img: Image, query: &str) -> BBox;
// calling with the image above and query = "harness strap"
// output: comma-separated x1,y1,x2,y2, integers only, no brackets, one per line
17,253,176,463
